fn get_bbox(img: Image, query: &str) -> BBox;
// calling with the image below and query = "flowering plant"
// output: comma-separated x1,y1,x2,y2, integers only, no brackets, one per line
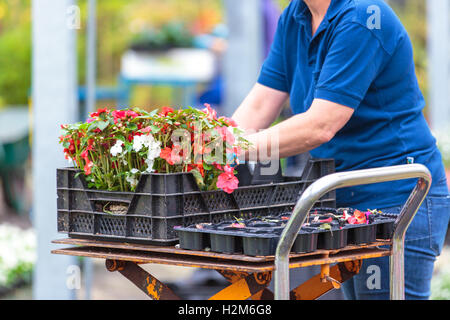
59,105,250,194
0,224,36,288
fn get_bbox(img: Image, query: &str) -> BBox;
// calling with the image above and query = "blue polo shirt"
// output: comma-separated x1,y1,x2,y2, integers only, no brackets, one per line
258,0,447,209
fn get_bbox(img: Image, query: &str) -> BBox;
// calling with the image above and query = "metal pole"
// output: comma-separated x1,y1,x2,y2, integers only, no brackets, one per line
274,164,432,300
82,0,97,299
32,0,79,299
85,0,97,116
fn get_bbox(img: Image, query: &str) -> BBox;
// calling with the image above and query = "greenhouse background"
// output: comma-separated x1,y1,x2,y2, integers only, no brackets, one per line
0,0,448,300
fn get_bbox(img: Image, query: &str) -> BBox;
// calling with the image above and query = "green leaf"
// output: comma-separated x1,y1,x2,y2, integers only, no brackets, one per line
97,120,109,131
190,169,205,188
151,125,161,133
115,135,126,142
74,172,83,178
127,123,138,131
202,163,213,170
126,143,133,153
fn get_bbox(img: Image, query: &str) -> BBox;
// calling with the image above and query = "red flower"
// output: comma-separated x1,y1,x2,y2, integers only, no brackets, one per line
196,163,205,177
80,150,89,161
112,110,126,123
216,165,239,194
84,160,93,175
347,210,367,225
160,147,182,166
89,108,109,118
160,107,174,116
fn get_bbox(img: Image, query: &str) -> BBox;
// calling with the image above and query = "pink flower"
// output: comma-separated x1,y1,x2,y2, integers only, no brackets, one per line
216,165,239,194
126,110,139,118
141,126,152,134
219,116,238,127
230,222,245,228
202,103,217,121
216,126,235,145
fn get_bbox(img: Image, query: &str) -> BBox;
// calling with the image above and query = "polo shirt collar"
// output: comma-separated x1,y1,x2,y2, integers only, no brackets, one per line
294,0,348,24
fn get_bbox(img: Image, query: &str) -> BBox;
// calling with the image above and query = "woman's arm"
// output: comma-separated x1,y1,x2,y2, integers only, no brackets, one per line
231,83,289,132
245,98,354,160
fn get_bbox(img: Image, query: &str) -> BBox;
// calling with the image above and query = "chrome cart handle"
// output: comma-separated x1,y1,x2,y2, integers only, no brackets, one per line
274,164,432,300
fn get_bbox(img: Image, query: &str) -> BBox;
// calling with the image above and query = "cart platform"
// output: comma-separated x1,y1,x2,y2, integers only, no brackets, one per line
52,238,391,300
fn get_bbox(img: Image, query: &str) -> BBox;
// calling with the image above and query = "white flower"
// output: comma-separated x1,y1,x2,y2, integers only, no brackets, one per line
0,224,36,287
147,140,161,160
130,168,139,175
132,135,147,152
126,176,138,188
133,134,161,155
144,158,155,173
131,134,161,173
110,140,124,157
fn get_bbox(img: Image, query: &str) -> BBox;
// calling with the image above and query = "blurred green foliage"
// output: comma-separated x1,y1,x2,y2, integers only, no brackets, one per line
390,0,429,109
0,0,31,106
129,21,195,52
0,0,429,110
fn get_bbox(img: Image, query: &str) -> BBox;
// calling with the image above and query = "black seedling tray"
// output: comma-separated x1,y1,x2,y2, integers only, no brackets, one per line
175,208,397,256
57,158,336,245
375,214,396,240
346,224,377,245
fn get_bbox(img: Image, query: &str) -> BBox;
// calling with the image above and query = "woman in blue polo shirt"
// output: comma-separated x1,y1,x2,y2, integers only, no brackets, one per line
232,0,450,299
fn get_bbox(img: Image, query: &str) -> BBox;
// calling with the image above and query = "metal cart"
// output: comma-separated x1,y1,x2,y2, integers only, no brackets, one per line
52,163,431,300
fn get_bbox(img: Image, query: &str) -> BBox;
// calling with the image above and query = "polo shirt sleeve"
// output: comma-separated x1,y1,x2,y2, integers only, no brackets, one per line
257,15,289,92
314,22,388,110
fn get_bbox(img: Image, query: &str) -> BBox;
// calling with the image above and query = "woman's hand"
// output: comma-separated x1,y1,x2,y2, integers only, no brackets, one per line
243,98,354,161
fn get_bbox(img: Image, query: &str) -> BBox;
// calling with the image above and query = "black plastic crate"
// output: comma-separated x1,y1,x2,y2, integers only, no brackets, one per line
57,158,336,245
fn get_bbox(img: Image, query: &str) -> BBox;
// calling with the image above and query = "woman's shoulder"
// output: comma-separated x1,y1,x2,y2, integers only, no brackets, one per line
334,0,408,56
